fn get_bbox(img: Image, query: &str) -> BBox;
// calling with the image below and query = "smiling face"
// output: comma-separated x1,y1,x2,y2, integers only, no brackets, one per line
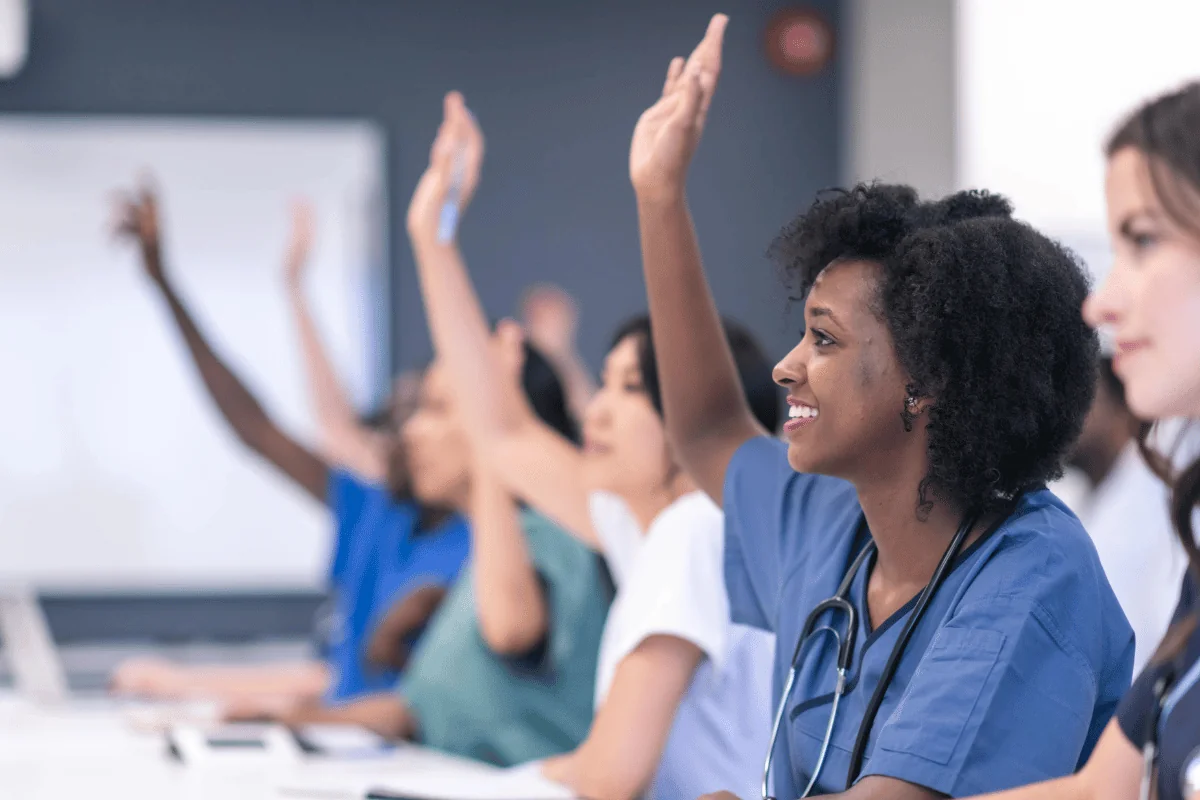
1084,147,1200,420
580,334,674,499
773,258,914,479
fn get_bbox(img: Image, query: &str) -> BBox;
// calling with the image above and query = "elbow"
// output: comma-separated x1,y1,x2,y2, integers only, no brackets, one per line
477,611,547,657
573,764,648,800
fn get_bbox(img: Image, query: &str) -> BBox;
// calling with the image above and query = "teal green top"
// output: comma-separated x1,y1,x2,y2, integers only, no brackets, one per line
399,509,610,766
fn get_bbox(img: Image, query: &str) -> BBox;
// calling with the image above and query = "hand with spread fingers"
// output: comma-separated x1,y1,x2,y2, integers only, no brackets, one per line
629,13,728,202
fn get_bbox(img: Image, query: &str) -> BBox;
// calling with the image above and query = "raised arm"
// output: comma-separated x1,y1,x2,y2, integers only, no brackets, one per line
630,14,766,504
282,200,391,482
467,428,549,655
404,93,597,544
521,284,596,423
114,186,328,502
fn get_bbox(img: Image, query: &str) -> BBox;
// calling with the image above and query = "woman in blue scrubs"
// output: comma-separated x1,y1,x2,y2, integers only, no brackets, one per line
108,186,573,706
951,83,1200,800
630,16,1134,800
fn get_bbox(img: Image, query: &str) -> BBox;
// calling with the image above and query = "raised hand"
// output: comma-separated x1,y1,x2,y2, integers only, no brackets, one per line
283,199,315,289
112,182,166,284
629,14,727,202
406,91,485,247
520,284,579,362
492,318,528,384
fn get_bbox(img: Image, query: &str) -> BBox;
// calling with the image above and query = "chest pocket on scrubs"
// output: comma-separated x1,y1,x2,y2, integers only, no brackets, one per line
877,627,1006,766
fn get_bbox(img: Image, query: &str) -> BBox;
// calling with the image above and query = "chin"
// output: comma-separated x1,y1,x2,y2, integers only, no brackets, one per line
1126,374,1200,421
785,441,836,478
578,455,611,492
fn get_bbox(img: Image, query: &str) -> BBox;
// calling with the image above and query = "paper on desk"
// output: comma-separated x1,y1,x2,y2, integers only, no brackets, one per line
365,762,575,800
277,757,575,800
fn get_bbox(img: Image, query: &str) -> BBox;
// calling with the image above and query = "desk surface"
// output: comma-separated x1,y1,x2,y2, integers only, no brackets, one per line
0,694,501,800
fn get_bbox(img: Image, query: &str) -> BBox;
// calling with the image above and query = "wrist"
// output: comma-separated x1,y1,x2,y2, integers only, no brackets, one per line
635,189,688,216
409,229,456,257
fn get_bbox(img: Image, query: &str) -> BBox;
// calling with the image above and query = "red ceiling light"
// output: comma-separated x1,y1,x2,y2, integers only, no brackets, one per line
764,8,834,77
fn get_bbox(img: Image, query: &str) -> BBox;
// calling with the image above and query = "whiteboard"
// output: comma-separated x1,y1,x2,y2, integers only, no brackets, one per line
957,0,1200,282
0,116,388,589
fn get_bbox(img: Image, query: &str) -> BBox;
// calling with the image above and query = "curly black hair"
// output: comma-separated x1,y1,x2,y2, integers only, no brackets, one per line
769,183,1099,515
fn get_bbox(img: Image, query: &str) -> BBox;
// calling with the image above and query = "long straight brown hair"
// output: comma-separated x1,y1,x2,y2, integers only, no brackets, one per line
1108,82,1200,663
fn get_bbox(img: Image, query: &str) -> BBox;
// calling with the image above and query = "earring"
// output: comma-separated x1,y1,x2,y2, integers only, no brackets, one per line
901,394,919,433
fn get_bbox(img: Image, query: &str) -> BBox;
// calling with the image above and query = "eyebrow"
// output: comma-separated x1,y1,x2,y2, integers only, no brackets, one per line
808,305,843,327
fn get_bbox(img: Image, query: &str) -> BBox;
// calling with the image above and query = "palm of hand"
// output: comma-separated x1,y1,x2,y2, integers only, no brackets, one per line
629,87,695,198
629,14,727,199
406,91,484,243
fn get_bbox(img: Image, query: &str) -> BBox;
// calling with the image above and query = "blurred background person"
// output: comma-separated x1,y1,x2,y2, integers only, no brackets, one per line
404,92,778,800
1053,356,1187,673
108,187,471,706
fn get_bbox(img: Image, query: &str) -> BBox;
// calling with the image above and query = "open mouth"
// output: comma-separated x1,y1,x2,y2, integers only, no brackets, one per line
783,401,819,433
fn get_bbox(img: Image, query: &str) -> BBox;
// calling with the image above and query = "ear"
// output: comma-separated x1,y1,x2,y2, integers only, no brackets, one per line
904,382,936,416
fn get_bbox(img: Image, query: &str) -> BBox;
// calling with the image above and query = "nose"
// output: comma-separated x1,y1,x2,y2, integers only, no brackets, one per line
772,338,809,389
582,388,610,429
1082,261,1128,330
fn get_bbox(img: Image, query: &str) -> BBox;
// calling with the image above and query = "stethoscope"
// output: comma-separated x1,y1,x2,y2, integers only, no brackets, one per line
761,511,979,800
1142,649,1200,800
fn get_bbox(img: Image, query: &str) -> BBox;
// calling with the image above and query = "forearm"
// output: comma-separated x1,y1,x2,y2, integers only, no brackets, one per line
636,196,762,490
285,281,385,480
410,238,513,434
545,638,700,800
547,349,596,423
152,273,278,452
284,694,416,741
971,776,1087,800
469,462,548,655
176,662,329,701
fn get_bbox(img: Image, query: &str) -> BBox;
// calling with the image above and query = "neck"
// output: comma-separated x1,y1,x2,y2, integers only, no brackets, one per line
853,453,972,589
622,475,696,533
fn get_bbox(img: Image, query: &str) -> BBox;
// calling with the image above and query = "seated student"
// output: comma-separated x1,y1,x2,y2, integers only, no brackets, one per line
949,79,1200,800
1052,356,1186,673
403,92,776,800
107,188,473,705
632,16,1133,800
231,349,613,767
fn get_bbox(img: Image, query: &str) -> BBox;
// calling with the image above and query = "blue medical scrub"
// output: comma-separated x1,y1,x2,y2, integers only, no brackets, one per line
724,437,1134,798
324,469,470,703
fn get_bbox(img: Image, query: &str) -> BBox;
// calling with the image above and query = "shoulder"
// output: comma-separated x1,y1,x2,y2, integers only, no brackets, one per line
965,490,1111,602
954,490,1133,673
725,436,859,543
330,468,398,509
520,508,601,572
641,492,725,577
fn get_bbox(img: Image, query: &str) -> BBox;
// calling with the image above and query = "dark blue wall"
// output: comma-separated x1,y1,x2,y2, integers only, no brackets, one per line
0,0,841,374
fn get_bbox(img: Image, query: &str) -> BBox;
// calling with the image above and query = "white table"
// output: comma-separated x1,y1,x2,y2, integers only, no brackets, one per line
0,693,512,800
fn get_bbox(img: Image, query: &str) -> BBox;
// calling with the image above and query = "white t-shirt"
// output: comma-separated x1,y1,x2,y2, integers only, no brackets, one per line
1052,445,1188,674
589,490,775,800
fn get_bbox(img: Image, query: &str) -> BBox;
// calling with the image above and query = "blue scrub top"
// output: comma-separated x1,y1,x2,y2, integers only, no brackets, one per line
325,469,470,703
724,437,1134,798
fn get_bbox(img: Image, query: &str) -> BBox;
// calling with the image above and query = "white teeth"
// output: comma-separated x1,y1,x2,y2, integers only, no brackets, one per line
789,405,819,419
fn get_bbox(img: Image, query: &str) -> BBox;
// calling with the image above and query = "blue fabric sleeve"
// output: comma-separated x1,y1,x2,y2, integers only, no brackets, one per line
865,599,1102,796
326,469,375,587
374,516,471,611
722,437,794,632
